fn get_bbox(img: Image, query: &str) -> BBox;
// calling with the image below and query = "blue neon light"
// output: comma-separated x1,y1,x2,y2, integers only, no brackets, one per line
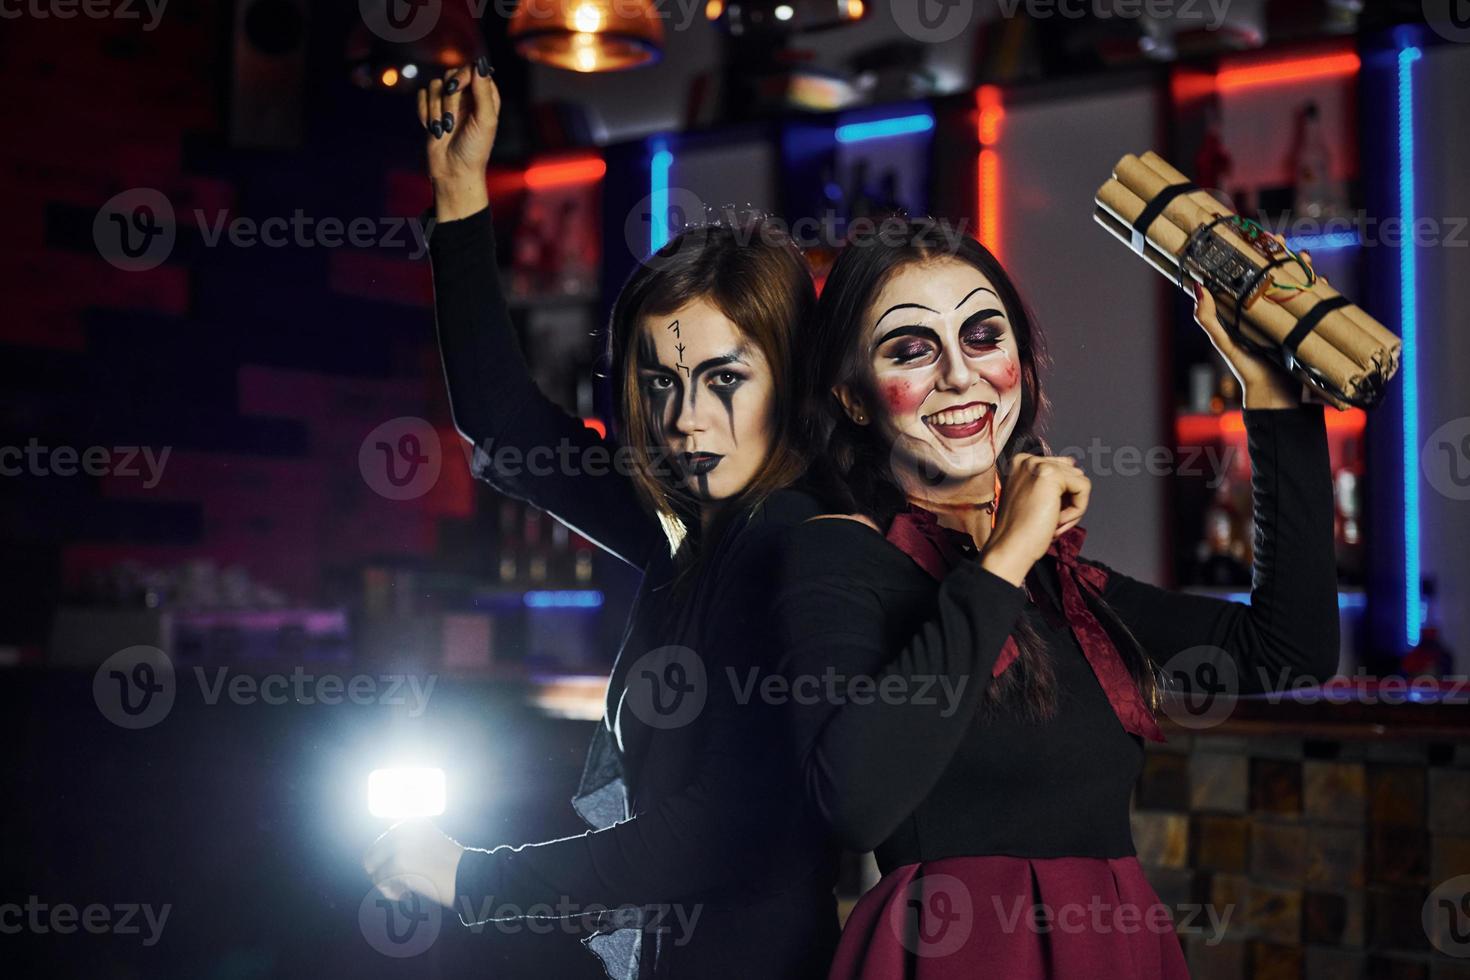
650,139,673,253
1285,231,1360,252
524,590,605,610
1221,592,1366,612
834,113,935,144
1398,44,1422,649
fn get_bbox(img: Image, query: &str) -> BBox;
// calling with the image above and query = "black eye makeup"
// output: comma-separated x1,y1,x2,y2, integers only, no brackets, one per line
639,371,676,393
959,309,1006,350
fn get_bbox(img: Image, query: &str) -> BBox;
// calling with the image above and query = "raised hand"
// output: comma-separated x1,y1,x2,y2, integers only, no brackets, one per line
1191,233,1318,409
418,57,501,222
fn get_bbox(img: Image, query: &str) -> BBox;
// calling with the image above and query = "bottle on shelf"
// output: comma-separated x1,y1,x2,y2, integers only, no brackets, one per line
1194,478,1252,587
1188,362,1217,415
1195,105,1233,196
498,498,521,586
1290,100,1337,221
524,506,548,584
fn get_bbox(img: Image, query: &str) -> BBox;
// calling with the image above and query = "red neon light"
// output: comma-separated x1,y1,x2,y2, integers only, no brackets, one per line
977,85,1004,145
976,86,1003,260
978,150,1000,257
1177,407,1365,444
582,417,607,438
1215,52,1360,93
524,157,607,189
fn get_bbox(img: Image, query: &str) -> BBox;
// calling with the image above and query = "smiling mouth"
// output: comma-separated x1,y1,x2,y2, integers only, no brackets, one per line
921,401,996,439
681,452,724,476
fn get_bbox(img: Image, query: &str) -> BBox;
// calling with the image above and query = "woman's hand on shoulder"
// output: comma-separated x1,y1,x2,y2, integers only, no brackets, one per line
418,58,501,223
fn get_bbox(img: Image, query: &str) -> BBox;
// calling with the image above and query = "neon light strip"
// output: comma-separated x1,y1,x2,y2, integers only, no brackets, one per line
1398,44,1422,649
525,157,607,189
650,139,673,253
1218,591,1367,612
978,150,1000,256
834,113,934,144
1215,52,1361,92
524,590,605,609
1284,231,1360,251
976,86,1003,258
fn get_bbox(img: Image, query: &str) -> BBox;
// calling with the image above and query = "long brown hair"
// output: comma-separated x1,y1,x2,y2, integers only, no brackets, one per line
800,217,1162,725
608,217,814,565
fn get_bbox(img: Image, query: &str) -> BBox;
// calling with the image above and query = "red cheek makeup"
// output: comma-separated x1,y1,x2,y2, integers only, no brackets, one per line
881,379,925,416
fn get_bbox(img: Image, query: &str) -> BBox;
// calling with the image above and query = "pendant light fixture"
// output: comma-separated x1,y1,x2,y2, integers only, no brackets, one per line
509,0,664,72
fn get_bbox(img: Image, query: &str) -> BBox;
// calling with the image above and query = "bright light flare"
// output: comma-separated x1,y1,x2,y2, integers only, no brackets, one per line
368,767,446,819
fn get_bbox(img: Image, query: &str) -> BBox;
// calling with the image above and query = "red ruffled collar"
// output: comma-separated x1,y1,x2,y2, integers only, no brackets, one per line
885,504,1164,742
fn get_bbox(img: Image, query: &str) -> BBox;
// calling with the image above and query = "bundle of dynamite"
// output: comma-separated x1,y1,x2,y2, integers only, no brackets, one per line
1094,151,1401,410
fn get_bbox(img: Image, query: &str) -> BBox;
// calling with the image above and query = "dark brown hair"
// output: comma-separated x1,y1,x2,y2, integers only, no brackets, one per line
608,218,815,563
799,218,1162,724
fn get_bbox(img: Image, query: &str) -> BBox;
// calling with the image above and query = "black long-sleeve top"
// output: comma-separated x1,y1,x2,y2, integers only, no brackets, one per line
774,406,1340,866
427,205,838,979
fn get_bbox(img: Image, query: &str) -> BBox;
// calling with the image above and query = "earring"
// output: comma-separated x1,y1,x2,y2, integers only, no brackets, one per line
854,412,865,424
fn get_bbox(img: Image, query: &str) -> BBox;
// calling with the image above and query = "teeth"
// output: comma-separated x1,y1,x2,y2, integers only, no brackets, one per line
925,403,993,427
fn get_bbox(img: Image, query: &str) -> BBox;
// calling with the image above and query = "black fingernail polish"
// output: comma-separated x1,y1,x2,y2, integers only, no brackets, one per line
442,112,453,133
429,120,443,138
445,77,459,95
475,55,492,77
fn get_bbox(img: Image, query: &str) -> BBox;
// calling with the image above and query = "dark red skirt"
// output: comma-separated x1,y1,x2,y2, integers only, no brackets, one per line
830,855,1191,979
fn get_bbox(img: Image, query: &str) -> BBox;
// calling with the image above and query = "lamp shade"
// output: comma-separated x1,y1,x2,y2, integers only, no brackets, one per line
509,0,664,72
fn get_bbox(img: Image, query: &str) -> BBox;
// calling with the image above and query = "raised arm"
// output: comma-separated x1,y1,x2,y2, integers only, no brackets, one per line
771,519,1029,853
1079,404,1341,696
424,62,659,569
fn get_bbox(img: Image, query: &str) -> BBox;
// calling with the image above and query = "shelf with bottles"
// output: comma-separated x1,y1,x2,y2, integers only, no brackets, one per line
1172,364,1368,590
1165,40,1370,594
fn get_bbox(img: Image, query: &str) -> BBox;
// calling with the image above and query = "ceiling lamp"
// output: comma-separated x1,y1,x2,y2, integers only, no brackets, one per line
509,0,664,72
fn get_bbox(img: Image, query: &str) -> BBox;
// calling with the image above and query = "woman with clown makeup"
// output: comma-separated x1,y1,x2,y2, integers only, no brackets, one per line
776,218,1340,980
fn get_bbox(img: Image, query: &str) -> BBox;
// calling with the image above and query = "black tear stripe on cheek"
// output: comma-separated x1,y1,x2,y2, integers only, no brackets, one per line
696,471,710,499
711,383,738,447
646,388,673,446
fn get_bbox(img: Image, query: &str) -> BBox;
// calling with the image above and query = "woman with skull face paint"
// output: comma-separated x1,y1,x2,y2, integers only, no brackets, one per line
774,220,1340,979
362,63,840,980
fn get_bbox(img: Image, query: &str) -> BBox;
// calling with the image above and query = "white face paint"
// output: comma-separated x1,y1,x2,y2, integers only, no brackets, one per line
846,258,1025,493
636,297,776,503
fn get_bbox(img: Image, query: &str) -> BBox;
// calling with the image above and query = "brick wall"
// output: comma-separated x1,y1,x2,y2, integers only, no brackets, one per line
0,5,471,648
1134,731,1470,979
